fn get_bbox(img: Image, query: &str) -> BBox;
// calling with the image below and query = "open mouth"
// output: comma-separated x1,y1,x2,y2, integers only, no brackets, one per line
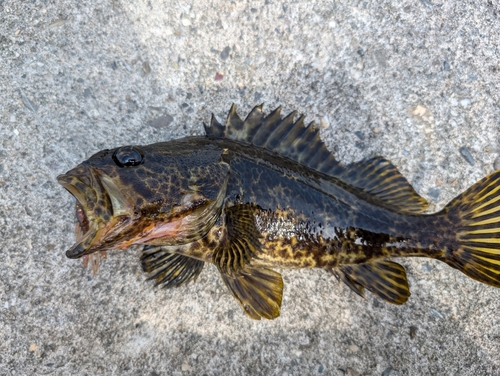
57,167,107,259
72,200,108,274
58,165,136,265
58,165,137,274
75,201,89,239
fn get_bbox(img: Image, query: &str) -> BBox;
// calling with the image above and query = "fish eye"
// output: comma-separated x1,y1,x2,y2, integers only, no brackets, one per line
112,146,144,167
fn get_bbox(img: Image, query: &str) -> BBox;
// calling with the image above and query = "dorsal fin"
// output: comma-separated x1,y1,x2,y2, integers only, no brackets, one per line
339,157,429,214
205,105,428,214
205,104,343,176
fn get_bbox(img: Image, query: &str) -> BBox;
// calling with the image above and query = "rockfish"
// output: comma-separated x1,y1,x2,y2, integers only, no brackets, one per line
58,105,500,319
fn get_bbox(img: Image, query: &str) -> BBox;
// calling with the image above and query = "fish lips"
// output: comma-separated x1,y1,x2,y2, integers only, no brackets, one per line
57,166,132,259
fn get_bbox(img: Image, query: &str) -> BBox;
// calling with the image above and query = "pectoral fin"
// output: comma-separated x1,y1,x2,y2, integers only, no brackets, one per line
212,203,282,319
141,246,204,288
335,260,410,304
221,264,284,320
213,203,261,275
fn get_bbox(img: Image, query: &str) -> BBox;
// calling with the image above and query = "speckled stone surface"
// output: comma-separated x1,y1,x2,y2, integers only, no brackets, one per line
1,0,500,375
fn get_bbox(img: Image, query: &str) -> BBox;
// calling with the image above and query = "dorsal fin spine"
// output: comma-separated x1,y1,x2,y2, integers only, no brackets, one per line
207,114,225,138
300,123,322,165
261,107,284,148
294,124,317,157
242,104,265,140
286,117,307,147
307,144,330,168
226,103,244,131
272,111,298,145
281,115,307,152
252,107,282,146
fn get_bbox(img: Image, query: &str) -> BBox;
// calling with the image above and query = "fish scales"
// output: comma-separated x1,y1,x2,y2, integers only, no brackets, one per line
58,104,500,319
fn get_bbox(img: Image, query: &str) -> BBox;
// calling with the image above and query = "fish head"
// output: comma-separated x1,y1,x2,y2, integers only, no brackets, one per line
58,141,229,259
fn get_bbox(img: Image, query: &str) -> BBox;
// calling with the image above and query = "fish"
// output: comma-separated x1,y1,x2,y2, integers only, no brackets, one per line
57,104,500,320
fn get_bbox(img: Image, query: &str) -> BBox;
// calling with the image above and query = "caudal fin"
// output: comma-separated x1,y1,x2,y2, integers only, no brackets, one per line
443,170,500,287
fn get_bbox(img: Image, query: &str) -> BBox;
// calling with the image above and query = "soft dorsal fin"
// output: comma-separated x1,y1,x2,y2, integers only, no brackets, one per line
205,105,428,214
204,104,343,176
340,157,428,214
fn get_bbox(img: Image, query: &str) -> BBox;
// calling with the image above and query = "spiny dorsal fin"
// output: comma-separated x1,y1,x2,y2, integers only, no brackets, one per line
141,246,204,288
335,260,410,305
340,157,429,214
204,104,342,176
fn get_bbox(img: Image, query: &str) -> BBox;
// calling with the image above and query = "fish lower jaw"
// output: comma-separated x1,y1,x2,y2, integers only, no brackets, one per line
66,215,133,258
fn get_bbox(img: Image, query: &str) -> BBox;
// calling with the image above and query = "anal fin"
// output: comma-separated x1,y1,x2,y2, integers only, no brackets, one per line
141,246,204,288
335,260,410,304
221,264,283,320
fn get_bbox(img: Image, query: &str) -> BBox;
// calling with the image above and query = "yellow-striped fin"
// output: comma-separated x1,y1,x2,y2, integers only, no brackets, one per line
213,203,261,275
220,265,283,320
338,157,429,214
444,170,500,287
334,260,410,305
140,246,204,288
213,203,284,319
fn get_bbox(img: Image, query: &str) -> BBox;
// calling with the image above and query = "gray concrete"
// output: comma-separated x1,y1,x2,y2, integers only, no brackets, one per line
1,0,500,374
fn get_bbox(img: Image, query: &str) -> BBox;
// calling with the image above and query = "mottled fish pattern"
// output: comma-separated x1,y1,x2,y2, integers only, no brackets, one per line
58,104,500,319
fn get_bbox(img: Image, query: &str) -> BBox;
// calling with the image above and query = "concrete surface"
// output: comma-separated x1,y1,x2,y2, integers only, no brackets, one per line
1,0,500,374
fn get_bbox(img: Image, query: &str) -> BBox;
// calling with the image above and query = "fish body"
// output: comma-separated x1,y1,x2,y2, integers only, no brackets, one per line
58,105,500,319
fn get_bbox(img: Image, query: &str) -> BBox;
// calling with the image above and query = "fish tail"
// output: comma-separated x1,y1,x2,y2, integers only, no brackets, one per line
442,170,500,287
